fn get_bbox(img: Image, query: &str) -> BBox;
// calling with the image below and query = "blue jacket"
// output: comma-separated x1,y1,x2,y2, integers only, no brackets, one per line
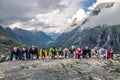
20,49,29,60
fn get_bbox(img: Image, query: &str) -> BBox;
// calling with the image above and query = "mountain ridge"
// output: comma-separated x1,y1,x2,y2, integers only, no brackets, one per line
0,25,23,54
5,27,53,47
50,2,120,53
0,25,53,53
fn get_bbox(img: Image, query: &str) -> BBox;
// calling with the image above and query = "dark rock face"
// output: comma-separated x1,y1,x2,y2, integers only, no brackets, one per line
0,59,120,80
53,25,120,53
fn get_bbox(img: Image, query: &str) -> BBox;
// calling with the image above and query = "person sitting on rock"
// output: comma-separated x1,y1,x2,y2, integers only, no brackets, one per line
69,45,76,58
99,47,107,60
75,47,83,59
49,47,58,59
57,47,64,59
29,45,39,59
39,48,48,60
10,47,21,61
20,47,29,60
63,48,70,59
82,46,91,59
91,47,99,59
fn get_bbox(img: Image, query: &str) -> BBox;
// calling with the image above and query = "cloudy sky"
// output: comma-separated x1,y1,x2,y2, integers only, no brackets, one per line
82,0,120,30
0,0,119,33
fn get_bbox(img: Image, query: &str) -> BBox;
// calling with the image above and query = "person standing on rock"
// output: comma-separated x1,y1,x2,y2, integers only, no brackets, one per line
82,46,91,59
10,47,21,61
49,47,58,59
20,47,29,60
98,47,107,60
69,45,76,58
29,45,39,59
75,47,83,59
39,48,48,60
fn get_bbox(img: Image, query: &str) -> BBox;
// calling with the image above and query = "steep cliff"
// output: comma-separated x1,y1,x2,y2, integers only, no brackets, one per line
53,25,120,52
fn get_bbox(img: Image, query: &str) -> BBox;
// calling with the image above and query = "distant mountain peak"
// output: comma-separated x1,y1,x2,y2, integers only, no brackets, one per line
91,2,114,15
3,27,54,48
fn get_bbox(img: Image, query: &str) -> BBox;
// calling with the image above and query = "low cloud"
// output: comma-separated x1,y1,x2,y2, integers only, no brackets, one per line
88,0,120,11
82,2,120,30
68,8,89,25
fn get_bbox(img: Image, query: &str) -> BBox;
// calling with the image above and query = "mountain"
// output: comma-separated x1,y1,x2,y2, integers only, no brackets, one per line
91,2,114,15
0,26,23,54
51,2,120,53
0,25,53,53
53,25,120,52
81,2,115,25
5,28,53,48
46,33,61,40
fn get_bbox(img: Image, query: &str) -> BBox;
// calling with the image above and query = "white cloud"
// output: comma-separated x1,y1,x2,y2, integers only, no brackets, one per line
9,0,89,33
1,0,95,33
10,22,23,29
97,0,120,3
82,2,120,30
88,0,120,10
68,8,89,25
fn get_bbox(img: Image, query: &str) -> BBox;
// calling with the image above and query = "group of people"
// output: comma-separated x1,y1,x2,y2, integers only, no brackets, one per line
10,45,114,61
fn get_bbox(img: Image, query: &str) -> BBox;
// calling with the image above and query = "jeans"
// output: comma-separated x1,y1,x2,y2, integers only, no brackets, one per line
71,53,74,58
31,54,37,59
13,55,19,60
51,53,56,59
78,54,82,59
83,55,89,59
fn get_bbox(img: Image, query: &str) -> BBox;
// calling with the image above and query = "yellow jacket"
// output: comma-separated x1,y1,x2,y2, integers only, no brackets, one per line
39,48,47,57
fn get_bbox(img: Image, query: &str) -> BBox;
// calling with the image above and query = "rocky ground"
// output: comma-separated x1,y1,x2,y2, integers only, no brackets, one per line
0,58,120,80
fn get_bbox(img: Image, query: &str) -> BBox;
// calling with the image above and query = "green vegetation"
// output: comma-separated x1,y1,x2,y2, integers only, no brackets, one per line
0,38,23,54
0,26,24,54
